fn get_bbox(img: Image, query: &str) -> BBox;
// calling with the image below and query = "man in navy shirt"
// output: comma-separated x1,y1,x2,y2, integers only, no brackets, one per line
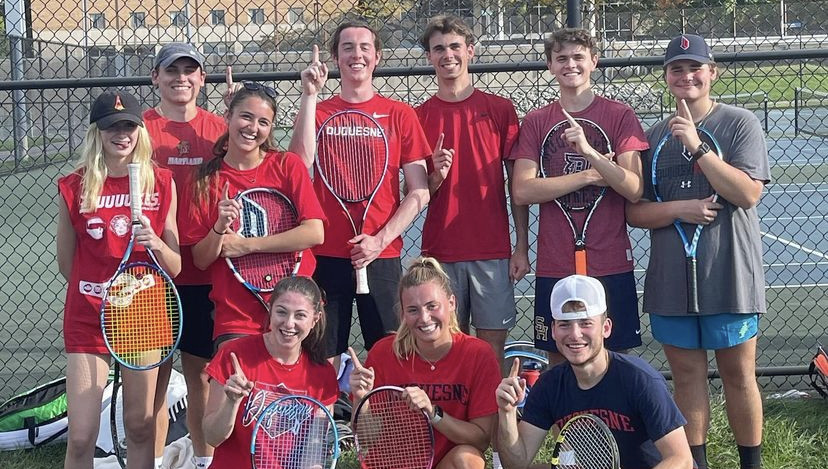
496,275,693,469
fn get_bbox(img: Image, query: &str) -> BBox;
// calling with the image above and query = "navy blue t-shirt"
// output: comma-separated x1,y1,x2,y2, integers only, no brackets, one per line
522,352,686,469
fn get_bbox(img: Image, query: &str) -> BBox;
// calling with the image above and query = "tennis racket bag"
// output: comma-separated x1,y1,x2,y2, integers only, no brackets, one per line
809,345,828,398
0,377,68,450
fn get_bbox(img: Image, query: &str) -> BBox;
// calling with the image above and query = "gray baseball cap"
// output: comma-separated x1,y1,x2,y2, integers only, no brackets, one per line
154,42,205,70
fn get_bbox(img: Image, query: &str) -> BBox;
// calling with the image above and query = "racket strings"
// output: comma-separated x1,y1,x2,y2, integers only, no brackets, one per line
317,114,386,202
557,418,618,469
231,191,300,289
654,137,715,201
355,394,432,469
102,264,180,367
543,123,610,211
253,406,335,469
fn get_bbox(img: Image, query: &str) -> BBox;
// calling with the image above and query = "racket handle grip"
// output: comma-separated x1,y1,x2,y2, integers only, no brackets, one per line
127,163,142,222
356,267,370,294
574,249,587,276
686,257,699,314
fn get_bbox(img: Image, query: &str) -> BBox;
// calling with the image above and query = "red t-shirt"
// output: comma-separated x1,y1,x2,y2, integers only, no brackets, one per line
313,94,431,258
58,166,174,353
144,107,227,285
180,151,325,338
509,96,649,277
205,335,339,469
365,333,501,464
416,90,520,261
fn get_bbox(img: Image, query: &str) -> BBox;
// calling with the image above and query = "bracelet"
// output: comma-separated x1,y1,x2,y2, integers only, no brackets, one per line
212,226,225,236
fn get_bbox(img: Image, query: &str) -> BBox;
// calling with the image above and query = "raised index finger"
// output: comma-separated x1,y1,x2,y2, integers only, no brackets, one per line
508,357,521,378
311,44,320,64
561,107,578,127
230,352,245,378
348,346,365,371
225,66,234,88
678,99,692,120
434,133,444,152
222,182,230,201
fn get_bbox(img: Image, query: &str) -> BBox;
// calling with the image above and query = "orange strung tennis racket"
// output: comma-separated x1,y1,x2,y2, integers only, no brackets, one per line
99,163,182,370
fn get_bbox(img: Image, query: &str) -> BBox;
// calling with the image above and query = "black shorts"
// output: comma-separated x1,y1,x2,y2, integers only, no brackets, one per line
177,284,215,359
314,256,402,357
534,271,642,352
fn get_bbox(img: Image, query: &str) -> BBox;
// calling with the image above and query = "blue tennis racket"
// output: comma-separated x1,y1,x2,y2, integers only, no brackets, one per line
651,127,723,314
249,395,340,469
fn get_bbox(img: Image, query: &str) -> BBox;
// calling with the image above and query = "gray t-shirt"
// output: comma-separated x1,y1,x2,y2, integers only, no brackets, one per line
641,103,770,315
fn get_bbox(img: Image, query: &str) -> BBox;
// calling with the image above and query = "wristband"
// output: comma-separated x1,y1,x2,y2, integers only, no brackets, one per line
690,141,711,162
212,226,225,236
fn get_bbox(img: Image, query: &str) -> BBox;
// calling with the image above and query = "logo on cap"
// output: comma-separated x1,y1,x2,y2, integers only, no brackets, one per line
680,36,690,50
114,95,124,111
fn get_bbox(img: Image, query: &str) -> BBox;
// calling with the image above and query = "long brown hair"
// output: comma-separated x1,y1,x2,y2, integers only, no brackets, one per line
392,257,461,360
268,276,328,365
192,85,279,205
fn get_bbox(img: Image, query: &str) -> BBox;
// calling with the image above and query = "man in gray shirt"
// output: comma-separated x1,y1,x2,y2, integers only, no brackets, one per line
627,34,769,469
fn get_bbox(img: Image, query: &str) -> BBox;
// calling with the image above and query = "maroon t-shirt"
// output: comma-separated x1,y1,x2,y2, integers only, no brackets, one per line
509,96,648,277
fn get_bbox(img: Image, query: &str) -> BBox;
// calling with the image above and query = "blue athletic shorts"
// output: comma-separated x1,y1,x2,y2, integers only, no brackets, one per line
650,313,759,350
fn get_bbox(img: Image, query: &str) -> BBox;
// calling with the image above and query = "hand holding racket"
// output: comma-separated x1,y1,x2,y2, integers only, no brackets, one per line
549,414,620,469
495,358,527,414
347,347,375,401
100,163,182,370
316,110,389,295
354,385,434,469
652,100,724,313
225,352,254,401
250,395,340,469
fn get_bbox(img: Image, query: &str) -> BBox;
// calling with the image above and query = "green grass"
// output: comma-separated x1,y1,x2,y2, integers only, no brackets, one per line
2,397,826,468
612,63,828,107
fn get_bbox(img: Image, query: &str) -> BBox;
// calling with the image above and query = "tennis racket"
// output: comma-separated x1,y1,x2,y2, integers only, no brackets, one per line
315,110,389,295
539,117,612,275
110,364,127,469
651,127,722,313
549,413,620,469
100,163,182,370
353,385,434,469
249,395,340,469
226,188,302,311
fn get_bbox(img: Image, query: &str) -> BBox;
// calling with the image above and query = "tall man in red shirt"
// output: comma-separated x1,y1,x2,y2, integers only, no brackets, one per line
510,29,648,365
289,22,431,361
415,15,530,375
143,42,227,469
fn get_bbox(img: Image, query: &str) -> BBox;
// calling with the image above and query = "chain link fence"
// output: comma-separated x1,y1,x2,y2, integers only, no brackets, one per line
1,0,827,400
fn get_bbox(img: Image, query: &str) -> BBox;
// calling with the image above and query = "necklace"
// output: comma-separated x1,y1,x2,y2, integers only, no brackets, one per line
421,356,437,371
696,100,716,126
228,153,265,183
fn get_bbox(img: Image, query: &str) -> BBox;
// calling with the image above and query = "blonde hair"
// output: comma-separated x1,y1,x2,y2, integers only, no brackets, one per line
76,123,155,213
392,257,461,360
